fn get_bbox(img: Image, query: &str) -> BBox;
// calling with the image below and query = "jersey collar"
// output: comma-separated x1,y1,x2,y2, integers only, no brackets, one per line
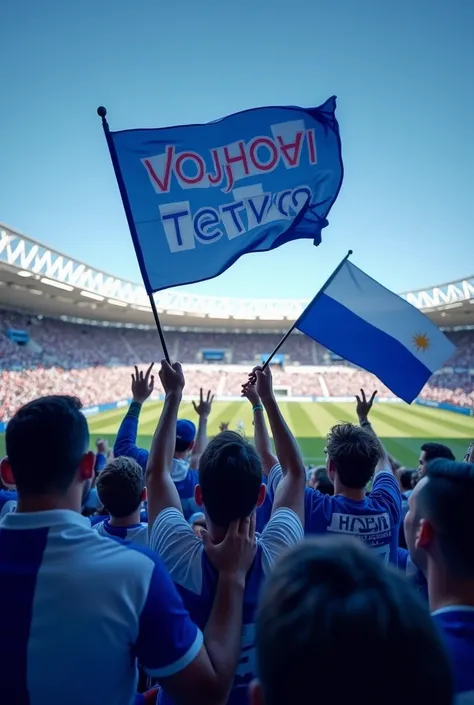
0,509,91,530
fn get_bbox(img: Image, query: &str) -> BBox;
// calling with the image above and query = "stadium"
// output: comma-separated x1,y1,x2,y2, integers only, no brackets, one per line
0,222,473,465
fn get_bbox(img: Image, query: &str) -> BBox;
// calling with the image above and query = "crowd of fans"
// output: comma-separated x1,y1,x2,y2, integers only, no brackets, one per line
0,309,473,421
0,361,473,705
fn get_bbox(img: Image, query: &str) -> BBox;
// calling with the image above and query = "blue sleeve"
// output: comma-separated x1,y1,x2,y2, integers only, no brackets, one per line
397,547,409,571
304,487,331,533
267,463,283,501
256,493,273,533
131,547,203,677
174,471,200,519
186,469,199,490
370,472,402,527
95,453,108,473
113,403,149,471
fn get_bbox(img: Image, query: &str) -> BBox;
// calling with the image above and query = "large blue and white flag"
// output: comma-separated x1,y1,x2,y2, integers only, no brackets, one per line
107,97,343,293
296,260,456,403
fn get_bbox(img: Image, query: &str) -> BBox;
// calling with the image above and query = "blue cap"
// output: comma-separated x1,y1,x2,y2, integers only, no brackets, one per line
176,419,196,444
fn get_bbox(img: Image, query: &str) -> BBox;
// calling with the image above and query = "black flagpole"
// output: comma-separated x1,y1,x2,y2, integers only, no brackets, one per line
262,249,353,370
97,106,170,364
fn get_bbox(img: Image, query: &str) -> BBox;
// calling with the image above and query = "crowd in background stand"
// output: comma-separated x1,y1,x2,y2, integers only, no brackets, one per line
0,310,473,421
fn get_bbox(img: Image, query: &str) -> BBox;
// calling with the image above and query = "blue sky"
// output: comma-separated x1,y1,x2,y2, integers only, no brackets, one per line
1,0,473,301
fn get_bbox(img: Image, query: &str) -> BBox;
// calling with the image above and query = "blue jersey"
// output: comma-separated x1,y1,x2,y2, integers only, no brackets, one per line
396,547,428,600
269,465,401,564
432,607,474,697
0,509,202,705
0,489,17,519
93,519,148,546
83,487,102,510
171,459,200,519
150,507,303,705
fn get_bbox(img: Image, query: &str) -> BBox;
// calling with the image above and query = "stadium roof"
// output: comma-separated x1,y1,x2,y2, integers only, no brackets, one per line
1,223,473,331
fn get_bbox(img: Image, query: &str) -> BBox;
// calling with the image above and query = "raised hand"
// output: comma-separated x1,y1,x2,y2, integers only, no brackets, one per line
192,388,214,419
248,365,273,404
159,360,185,397
219,422,229,432
96,438,109,455
464,441,474,464
355,388,377,423
202,513,257,585
241,381,260,407
131,363,155,404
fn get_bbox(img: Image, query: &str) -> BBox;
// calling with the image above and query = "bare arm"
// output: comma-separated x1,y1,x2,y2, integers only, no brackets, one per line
146,362,185,529
355,389,391,476
190,389,214,468
252,368,305,523
241,382,278,476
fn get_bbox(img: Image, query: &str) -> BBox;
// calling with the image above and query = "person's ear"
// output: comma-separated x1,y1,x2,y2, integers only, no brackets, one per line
79,451,95,482
141,486,147,502
194,484,203,507
249,679,264,705
0,457,15,489
415,517,434,552
256,483,266,508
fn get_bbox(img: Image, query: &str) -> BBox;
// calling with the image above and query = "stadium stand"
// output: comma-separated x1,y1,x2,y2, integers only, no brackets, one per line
1,228,474,705
0,308,473,420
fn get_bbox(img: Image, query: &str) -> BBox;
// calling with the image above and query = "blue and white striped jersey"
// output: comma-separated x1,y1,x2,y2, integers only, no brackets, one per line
150,507,303,705
0,509,202,705
93,518,148,546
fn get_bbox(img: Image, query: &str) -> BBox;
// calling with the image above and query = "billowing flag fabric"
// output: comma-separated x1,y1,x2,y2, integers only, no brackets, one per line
296,261,456,403
110,97,343,293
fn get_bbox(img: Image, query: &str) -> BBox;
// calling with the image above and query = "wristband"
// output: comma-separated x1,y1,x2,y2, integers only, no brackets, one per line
253,405,264,413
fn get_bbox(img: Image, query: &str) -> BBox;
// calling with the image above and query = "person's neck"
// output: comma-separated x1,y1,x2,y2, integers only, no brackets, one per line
16,494,80,514
428,562,474,612
207,520,227,545
333,479,365,501
108,510,142,527
173,452,188,461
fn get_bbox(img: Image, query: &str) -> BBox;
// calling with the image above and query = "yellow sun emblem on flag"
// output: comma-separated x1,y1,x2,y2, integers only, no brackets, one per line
413,333,430,352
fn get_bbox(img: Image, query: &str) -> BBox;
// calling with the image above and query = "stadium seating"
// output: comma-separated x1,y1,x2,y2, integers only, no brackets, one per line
0,309,472,420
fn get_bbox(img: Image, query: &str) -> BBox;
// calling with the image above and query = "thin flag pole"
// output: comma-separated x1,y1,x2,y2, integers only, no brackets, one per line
262,249,353,370
97,106,170,364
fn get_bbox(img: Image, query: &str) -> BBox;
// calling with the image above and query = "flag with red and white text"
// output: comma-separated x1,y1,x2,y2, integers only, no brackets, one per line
108,97,343,293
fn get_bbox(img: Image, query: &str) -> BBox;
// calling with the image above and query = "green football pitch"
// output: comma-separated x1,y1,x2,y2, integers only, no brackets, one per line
3,400,469,468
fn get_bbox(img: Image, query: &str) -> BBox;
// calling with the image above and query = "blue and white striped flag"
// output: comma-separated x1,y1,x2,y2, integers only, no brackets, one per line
296,260,456,403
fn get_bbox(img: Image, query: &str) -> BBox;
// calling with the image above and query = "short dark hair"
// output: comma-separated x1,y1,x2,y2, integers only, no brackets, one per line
418,458,474,578
256,536,452,705
421,442,455,463
312,467,334,495
198,431,262,526
399,469,414,491
96,457,144,518
6,395,89,496
326,423,381,488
